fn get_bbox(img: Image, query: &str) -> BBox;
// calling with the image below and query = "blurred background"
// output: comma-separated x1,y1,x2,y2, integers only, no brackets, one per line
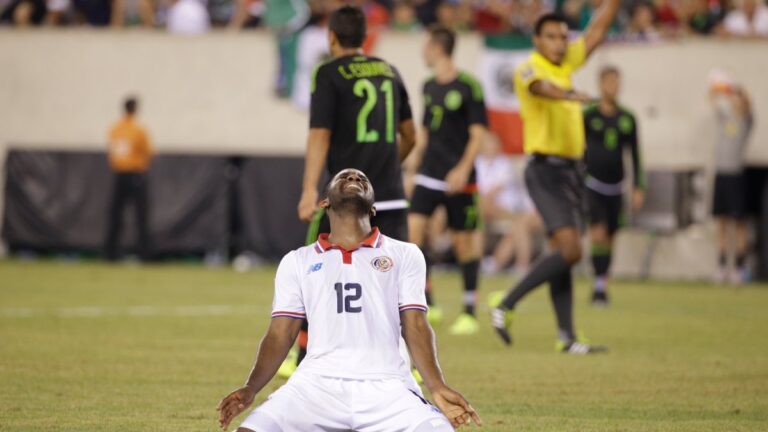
1,0,767,281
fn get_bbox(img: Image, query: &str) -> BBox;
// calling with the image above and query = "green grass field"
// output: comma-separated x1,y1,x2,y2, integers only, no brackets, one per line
1,260,767,431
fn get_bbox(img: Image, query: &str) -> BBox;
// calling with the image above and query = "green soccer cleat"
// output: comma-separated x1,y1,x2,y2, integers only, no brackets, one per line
449,313,480,335
427,306,444,326
487,290,506,310
276,348,298,378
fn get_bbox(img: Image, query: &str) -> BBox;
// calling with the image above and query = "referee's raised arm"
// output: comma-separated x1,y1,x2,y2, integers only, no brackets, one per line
583,0,621,57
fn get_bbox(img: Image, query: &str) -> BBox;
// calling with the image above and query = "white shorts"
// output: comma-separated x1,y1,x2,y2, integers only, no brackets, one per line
239,371,451,432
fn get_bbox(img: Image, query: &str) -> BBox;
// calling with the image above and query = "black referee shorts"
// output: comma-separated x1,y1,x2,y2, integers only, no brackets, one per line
409,185,481,231
587,189,624,236
525,155,585,236
712,173,747,219
305,207,409,244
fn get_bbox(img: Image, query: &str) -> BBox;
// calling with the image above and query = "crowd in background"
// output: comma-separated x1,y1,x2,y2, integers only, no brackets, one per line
2,0,767,38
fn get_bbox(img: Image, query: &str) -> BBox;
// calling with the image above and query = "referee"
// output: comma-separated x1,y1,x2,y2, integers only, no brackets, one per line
491,6,620,354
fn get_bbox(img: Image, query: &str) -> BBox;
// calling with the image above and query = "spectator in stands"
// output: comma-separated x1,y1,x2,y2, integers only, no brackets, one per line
653,0,681,30
413,0,440,26
110,0,155,27
392,0,420,30
686,0,725,35
44,0,70,25
72,0,112,26
229,0,263,29
1,0,46,26
624,1,662,40
166,0,210,33
709,74,753,284
476,134,542,275
105,96,154,262
723,0,768,36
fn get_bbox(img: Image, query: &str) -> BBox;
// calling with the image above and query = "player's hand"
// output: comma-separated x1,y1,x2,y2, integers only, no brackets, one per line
445,167,470,195
217,385,256,430
631,188,645,212
298,189,319,222
431,385,482,428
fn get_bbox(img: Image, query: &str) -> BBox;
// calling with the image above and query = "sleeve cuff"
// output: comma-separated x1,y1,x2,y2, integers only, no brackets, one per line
272,311,306,319
399,304,428,313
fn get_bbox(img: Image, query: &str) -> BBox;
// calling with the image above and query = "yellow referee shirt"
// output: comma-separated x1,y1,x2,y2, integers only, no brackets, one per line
514,38,587,159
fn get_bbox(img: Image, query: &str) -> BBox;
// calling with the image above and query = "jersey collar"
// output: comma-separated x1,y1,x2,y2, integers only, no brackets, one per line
315,227,382,254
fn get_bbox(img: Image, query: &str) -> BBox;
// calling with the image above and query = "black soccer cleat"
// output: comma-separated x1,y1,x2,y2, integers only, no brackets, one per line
591,290,609,307
491,307,513,346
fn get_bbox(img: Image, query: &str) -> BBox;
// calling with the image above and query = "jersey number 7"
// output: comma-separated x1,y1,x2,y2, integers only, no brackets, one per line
334,282,362,313
354,79,395,144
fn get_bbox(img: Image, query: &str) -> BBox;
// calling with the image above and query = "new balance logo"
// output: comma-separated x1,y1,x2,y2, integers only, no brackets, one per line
307,263,323,274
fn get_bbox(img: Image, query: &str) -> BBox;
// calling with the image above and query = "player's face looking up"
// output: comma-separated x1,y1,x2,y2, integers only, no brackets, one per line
534,21,569,65
324,169,375,217
599,69,620,102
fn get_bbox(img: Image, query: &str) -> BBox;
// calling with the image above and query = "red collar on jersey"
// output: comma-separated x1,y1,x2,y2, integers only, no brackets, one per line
315,227,383,263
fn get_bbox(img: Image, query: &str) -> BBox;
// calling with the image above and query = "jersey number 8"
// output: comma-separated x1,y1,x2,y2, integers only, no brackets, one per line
353,79,395,144
334,282,362,313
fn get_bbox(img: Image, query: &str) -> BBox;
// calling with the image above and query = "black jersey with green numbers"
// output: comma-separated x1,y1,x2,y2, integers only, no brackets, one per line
583,104,644,188
419,72,488,183
310,54,413,202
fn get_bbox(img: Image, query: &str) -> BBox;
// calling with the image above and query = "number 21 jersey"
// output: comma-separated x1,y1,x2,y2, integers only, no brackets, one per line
271,228,428,380
310,55,413,203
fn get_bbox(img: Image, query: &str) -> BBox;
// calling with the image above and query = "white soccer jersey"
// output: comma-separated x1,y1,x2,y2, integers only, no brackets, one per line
271,227,428,380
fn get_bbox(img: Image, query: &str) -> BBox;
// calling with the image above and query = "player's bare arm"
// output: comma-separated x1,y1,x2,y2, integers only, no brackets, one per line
445,124,486,194
298,128,332,222
217,317,303,430
583,0,621,56
401,309,482,428
404,128,428,177
529,80,592,103
398,119,417,162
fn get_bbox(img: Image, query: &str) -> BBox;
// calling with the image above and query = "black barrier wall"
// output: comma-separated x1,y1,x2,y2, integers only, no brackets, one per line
2,149,308,260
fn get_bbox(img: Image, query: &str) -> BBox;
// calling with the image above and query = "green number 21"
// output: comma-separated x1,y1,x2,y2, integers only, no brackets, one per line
354,78,394,143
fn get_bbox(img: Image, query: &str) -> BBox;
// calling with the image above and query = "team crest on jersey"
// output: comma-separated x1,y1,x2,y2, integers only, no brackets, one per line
307,263,323,274
444,90,463,111
371,256,393,272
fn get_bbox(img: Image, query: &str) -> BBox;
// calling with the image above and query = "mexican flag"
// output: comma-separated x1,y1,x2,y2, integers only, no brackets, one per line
478,34,533,155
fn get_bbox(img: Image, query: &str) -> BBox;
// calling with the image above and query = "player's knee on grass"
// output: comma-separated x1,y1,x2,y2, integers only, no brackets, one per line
412,416,455,432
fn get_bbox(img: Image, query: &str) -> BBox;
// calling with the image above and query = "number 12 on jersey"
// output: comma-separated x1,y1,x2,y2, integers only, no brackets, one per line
334,282,362,313
354,79,394,144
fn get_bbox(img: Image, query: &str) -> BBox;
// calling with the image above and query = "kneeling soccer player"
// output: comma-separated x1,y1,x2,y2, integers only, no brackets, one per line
218,169,481,432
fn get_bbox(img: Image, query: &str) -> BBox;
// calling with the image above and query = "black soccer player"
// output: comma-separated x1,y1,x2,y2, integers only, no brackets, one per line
282,5,417,377
490,5,621,354
406,25,487,335
584,66,645,306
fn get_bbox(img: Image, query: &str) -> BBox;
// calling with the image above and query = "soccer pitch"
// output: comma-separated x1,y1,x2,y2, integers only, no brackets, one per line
1,261,767,431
